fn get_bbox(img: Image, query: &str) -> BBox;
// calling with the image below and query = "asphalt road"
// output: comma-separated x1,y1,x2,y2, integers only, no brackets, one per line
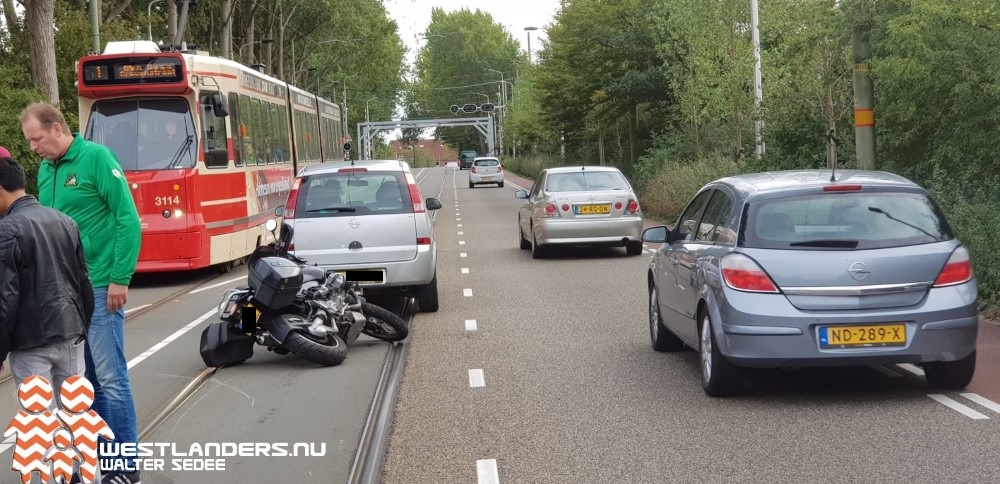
2,165,998,484
378,167,1000,484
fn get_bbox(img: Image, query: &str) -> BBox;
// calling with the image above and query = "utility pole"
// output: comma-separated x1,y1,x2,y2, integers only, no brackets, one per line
852,23,875,170
90,0,100,52
750,0,764,159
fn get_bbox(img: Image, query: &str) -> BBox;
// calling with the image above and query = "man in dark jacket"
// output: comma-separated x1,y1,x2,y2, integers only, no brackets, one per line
0,153,94,404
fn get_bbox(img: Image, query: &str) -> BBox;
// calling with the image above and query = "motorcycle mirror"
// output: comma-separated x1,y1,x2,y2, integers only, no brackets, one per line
265,219,278,232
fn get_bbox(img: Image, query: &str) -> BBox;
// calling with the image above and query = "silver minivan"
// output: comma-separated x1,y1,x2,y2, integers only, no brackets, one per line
276,160,443,312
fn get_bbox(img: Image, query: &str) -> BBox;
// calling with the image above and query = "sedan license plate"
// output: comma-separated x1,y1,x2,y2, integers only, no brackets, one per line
337,269,386,285
818,324,906,349
576,204,611,215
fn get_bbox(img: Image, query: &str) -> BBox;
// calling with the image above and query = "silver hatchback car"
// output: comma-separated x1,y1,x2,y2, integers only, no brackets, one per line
515,166,644,258
276,160,443,312
642,170,978,396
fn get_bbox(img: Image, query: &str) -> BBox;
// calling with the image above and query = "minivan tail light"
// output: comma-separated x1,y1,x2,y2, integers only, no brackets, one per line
934,246,973,287
404,172,425,213
283,177,303,219
417,237,431,245
823,184,863,192
721,253,780,293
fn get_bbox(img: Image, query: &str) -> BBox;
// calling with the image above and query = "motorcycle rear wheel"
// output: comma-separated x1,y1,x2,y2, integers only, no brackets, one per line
284,331,348,366
361,303,409,342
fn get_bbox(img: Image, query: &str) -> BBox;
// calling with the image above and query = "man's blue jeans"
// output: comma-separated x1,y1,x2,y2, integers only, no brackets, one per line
86,286,139,472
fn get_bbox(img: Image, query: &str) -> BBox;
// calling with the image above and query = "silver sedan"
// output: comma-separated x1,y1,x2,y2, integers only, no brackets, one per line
516,166,644,258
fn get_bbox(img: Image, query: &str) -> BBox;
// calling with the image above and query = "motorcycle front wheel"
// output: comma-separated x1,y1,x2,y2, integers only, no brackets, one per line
360,302,409,342
283,331,348,366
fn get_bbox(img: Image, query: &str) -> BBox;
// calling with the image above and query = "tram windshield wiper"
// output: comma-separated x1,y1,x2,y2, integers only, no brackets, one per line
306,206,357,213
166,135,194,169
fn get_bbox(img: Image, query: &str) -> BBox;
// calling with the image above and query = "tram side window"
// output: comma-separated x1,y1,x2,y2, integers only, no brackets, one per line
279,107,291,164
269,102,284,164
200,92,229,168
252,98,268,165
239,95,254,165
229,93,243,167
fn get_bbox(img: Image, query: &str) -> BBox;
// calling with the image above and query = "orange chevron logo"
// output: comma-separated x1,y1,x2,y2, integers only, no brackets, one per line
5,374,114,484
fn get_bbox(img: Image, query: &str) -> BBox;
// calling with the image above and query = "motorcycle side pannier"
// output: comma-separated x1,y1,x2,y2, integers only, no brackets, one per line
199,321,254,367
248,256,304,309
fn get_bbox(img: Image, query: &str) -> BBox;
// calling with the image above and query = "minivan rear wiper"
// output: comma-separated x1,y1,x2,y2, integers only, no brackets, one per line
306,206,356,213
788,239,859,248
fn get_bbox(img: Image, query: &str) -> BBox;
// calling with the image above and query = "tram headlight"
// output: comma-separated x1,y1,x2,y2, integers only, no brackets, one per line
174,209,183,218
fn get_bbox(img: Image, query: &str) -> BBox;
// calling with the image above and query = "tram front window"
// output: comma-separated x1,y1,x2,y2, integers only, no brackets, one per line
85,98,197,170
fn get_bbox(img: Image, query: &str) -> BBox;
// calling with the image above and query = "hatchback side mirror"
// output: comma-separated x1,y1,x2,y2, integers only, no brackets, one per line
426,197,443,210
514,190,528,199
642,226,669,243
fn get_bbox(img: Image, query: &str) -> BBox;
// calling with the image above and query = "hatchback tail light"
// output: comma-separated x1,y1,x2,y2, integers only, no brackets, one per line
471,166,478,174
404,172,425,213
721,253,780,293
933,246,973,287
497,165,503,173
625,199,640,215
283,178,303,219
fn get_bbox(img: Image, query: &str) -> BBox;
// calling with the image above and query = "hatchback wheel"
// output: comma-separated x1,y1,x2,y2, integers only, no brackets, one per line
649,284,684,351
469,181,475,189
923,350,976,389
700,312,743,397
626,241,643,256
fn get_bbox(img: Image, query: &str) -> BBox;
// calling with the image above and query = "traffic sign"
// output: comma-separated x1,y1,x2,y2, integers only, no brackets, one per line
450,105,459,114
462,104,477,113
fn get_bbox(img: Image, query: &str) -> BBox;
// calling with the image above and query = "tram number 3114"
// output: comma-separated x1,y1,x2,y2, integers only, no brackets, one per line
155,195,181,206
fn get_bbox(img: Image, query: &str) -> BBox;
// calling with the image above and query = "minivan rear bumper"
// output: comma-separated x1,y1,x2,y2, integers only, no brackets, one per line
311,243,437,288
710,280,980,368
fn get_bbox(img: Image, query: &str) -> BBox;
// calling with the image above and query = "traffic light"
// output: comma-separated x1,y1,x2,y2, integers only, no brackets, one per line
480,103,495,113
462,104,477,113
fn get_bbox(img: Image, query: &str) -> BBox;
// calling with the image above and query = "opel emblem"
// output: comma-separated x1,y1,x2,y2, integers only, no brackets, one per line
349,219,361,229
848,262,870,281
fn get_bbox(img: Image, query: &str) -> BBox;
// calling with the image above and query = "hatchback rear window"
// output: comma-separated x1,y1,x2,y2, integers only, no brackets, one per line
474,159,499,166
545,171,630,192
295,171,410,218
740,191,954,250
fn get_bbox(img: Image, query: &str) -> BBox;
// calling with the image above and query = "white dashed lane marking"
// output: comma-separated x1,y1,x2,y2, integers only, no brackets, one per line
465,319,477,331
928,394,989,419
468,369,485,388
464,288,473,297
462,268,470,274
477,458,500,484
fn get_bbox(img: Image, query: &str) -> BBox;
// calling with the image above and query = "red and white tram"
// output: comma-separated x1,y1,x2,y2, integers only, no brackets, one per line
76,40,345,273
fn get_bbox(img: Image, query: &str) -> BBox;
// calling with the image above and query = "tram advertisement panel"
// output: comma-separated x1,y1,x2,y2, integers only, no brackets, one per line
250,167,293,215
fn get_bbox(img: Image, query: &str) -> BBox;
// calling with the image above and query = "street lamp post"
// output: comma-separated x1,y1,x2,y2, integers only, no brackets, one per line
751,0,765,158
524,27,538,63
148,0,163,41
238,39,274,64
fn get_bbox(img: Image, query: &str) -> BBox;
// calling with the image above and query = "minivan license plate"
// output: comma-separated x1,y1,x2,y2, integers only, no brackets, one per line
819,324,906,348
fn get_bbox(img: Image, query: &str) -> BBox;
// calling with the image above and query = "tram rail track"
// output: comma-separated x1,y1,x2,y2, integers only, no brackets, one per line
0,267,237,388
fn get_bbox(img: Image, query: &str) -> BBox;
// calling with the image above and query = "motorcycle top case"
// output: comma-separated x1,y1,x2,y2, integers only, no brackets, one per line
248,256,304,309
200,321,254,367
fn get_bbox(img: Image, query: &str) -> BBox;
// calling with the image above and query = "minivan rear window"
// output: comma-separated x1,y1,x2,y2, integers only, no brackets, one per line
295,171,410,218
545,171,630,192
740,191,954,250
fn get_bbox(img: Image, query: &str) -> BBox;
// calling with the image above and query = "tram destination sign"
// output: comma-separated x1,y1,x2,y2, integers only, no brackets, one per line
81,55,185,86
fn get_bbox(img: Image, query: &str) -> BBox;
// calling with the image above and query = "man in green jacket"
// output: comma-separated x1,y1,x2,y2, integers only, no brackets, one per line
21,103,143,484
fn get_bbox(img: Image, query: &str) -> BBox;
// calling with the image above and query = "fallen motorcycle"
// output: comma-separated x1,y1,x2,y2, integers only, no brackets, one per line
199,216,409,368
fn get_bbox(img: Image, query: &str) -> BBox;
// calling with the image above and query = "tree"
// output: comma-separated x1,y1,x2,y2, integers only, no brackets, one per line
408,7,524,154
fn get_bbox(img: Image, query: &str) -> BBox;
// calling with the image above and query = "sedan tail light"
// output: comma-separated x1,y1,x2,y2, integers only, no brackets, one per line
625,199,640,215
721,253,780,293
543,202,559,218
934,246,973,287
